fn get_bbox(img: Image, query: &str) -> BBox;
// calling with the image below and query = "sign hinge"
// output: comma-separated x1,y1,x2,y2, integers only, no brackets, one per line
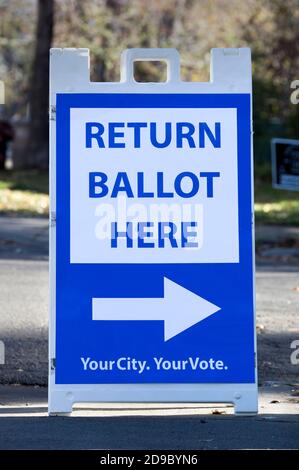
50,211,56,227
51,358,56,370
50,105,56,121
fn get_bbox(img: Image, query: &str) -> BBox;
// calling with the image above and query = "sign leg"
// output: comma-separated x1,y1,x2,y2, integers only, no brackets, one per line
234,390,258,415
48,389,74,416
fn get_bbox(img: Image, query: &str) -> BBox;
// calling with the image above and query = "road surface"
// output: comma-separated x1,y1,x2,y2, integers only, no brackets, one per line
0,216,298,450
0,216,298,385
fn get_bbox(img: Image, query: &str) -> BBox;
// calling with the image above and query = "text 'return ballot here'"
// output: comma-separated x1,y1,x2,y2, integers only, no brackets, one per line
70,107,239,264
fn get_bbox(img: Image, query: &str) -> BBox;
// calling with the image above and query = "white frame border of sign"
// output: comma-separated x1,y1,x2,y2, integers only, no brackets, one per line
49,47,257,415
271,137,299,191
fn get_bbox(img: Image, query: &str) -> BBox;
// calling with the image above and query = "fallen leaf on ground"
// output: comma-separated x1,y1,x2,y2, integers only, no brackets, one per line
256,324,265,332
212,409,226,415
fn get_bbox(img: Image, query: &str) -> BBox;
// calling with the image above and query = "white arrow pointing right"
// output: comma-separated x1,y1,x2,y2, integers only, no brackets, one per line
92,277,221,341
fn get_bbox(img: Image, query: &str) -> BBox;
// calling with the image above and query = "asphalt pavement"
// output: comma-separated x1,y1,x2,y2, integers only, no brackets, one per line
0,383,298,449
0,216,298,385
0,216,298,449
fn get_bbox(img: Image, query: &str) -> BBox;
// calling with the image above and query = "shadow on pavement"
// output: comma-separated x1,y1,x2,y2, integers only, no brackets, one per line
0,413,299,449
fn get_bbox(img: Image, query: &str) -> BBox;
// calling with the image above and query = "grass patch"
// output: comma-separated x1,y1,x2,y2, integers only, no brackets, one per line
254,182,299,225
0,170,48,216
0,170,298,224
0,170,48,194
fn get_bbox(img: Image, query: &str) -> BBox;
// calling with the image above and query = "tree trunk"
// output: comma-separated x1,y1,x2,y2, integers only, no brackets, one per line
25,0,54,169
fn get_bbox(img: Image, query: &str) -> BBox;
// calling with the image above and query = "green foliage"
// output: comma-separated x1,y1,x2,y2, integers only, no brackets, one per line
0,170,48,216
0,0,35,118
1,0,298,135
0,0,298,221
254,164,299,225
0,170,48,193
1,170,298,225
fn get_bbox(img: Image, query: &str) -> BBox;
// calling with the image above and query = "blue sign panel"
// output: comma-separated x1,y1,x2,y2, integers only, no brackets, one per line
55,93,255,385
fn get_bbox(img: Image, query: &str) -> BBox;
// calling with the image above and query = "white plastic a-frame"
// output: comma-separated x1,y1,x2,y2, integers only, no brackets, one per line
49,48,257,415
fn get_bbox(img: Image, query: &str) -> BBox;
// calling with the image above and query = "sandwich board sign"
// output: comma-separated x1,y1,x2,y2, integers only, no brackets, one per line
272,138,299,191
49,48,257,415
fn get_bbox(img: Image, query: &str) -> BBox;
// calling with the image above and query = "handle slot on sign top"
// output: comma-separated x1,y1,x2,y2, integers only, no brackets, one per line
121,48,181,84
134,61,167,83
